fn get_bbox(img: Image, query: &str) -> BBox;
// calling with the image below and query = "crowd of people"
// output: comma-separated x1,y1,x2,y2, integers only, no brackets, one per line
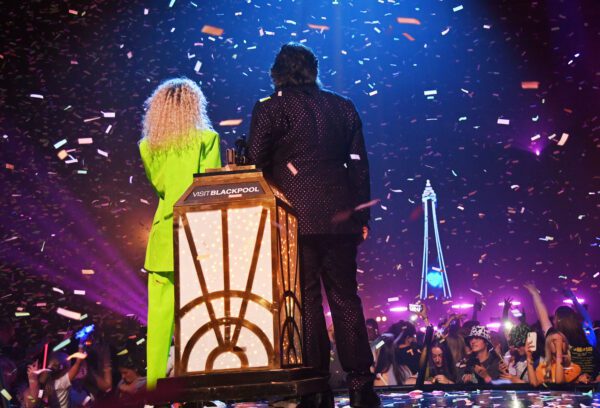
2,283,599,407
356,284,600,388
0,316,148,408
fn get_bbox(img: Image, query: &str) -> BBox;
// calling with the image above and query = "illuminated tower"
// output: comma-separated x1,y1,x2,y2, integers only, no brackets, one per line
420,180,452,299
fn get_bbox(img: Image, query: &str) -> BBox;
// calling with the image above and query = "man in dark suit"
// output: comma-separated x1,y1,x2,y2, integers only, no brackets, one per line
248,42,380,408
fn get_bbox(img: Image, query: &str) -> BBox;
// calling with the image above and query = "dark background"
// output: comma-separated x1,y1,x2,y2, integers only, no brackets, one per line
0,0,598,341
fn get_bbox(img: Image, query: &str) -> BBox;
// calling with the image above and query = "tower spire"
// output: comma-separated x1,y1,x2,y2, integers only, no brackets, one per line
420,180,452,299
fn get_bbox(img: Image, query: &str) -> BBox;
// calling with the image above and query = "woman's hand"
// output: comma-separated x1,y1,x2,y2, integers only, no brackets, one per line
525,339,535,363
27,361,39,384
473,365,492,383
577,373,591,384
461,374,473,383
499,360,509,375
433,374,452,384
523,283,539,295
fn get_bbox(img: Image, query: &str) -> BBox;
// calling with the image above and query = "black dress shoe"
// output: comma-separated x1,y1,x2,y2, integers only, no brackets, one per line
349,387,381,408
297,390,334,408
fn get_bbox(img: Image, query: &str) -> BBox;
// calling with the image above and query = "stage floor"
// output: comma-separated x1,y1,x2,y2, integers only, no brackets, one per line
229,389,599,407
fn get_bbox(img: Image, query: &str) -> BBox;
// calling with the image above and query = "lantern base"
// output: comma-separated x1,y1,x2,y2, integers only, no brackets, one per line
151,367,330,405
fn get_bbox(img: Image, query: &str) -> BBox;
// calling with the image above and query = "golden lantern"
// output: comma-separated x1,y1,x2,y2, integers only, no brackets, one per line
154,165,328,403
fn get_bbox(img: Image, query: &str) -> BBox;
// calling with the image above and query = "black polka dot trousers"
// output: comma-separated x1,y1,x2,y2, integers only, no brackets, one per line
299,234,375,391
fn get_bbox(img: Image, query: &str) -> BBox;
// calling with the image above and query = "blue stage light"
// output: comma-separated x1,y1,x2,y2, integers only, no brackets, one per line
426,270,443,288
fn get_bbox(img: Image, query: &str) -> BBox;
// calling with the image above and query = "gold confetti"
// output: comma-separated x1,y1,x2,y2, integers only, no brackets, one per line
201,25,224,36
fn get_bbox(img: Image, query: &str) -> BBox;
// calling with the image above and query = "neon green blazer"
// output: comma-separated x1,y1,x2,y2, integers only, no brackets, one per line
139,129,222,272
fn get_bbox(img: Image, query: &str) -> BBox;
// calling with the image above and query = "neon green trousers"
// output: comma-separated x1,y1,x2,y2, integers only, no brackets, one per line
146,271,175,390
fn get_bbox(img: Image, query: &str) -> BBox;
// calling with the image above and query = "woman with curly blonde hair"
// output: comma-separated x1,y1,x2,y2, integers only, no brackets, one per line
139,77,221,389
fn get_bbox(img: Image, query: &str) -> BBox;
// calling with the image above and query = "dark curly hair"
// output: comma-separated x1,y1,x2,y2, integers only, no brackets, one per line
270,42,321,88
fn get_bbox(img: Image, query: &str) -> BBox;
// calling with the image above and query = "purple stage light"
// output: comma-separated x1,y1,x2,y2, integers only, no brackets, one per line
451,303,474,309
497,301,521,306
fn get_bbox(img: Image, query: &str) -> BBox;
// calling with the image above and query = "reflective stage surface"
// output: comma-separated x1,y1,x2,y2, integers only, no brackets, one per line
231,390,599,408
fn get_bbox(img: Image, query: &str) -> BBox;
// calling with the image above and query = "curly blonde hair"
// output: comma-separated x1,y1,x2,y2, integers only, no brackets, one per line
141,78,213,152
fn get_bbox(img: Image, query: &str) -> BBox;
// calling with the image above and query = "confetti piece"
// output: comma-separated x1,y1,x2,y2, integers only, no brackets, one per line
402,33,415,41
56,307,82,320
82,269,95,275
68,9,78,15
15,312,30,317
101,111,115,118
117,349,129,356
136,338,146,345
0,389,12,401
453,5,464,12
521,81,540,89
97,149,108,157
52,338,71,352
5,163,14,170
259,96,271,103
368,90,378,96
557,133,569,146
424,90,437,96
497,118,510,125
287,162,298,175
350,154,361,160
218,119,243,126
74,290,86,295
441,27,451,35
355,199,380,211
78,138,93,144
29,93,44,99
470,288,483,296
57,149,68,160
531,134,541,141
396,17,421,25
387,296,399,302
53,139,67,149
201,25,224,36
307,23,330,31
168,0,176,7
140,198,150,205
194,60,202,72
52,287,64,294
